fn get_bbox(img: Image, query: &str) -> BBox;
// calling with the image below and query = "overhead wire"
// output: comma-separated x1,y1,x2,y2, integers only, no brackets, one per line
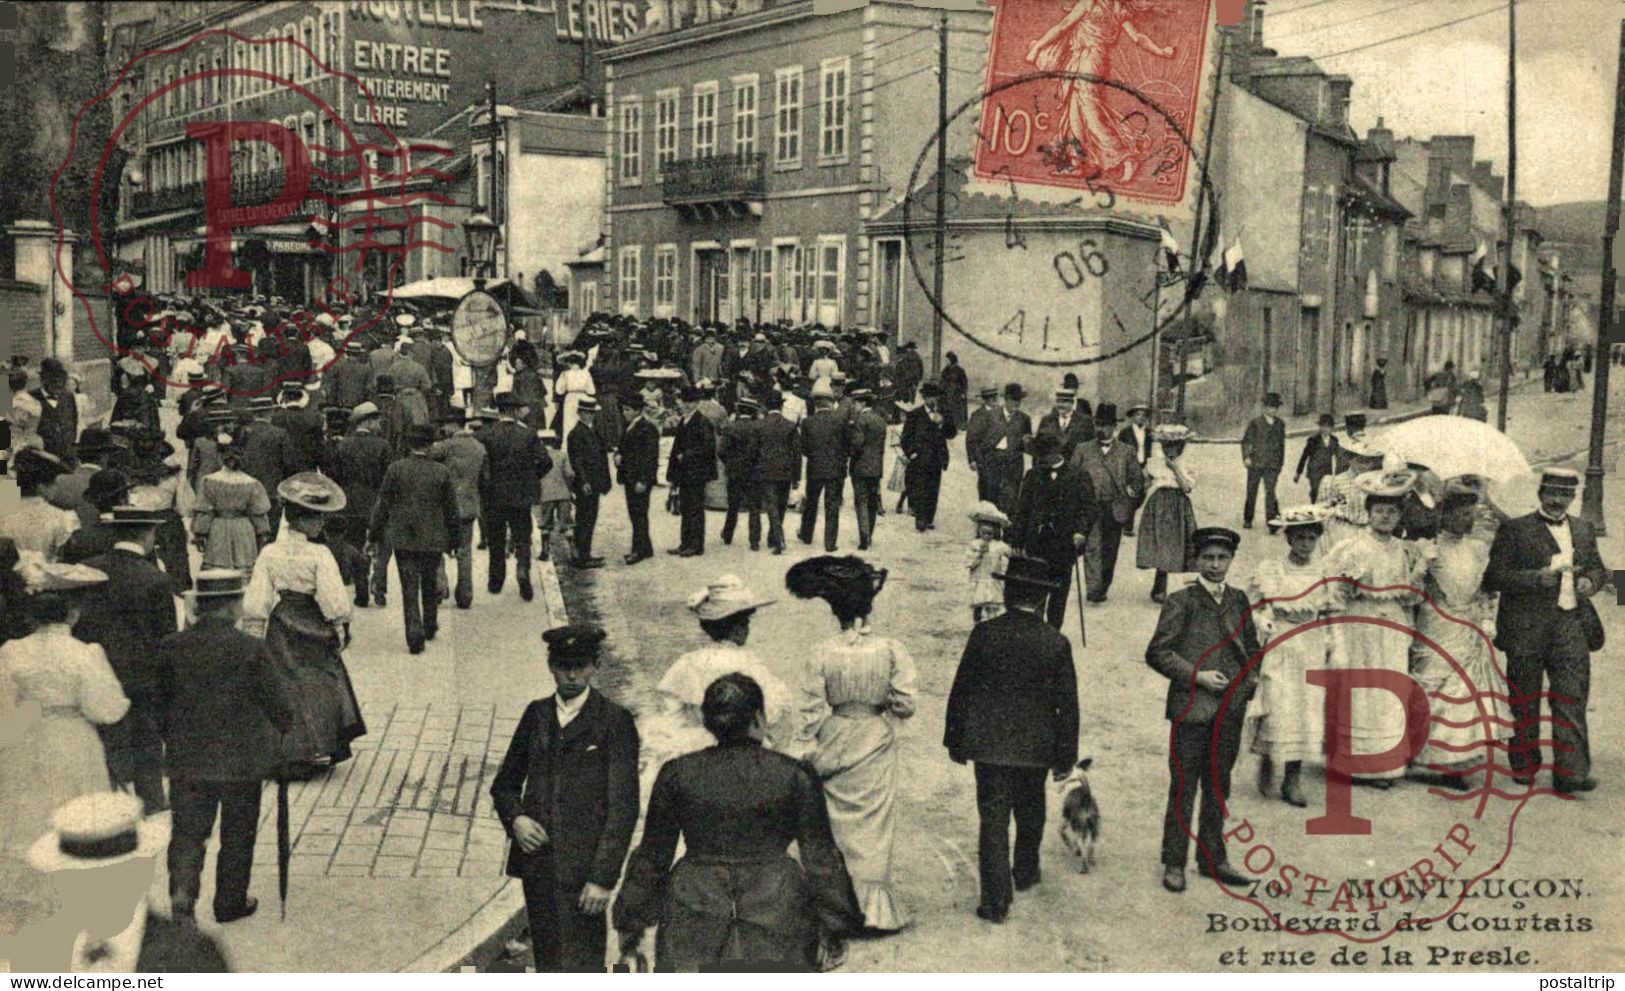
1306,2,1511,62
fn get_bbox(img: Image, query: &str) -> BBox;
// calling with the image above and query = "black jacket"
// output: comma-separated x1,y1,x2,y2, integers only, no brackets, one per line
1035,410,1095,462
668,411,719,487
944,609,1079,769
900,404,957,472
801,408,849,481
272,405,326,473
157,616,294,781
1241,414,1286,471
328,430,393,519
1294,432,1341,481
1484,512,1607,656
619,416,662,489
482,419,552,507
751,414,801,485
718,416,760,478
1145,583,1261,723
490,691,641,889
239,419,298,496
369,452,461,553
566,420,612,496
847,408,888,479
1009,462,1098,564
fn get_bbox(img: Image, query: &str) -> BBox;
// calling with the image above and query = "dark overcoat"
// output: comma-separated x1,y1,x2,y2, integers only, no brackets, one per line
751,414,801,485
900,405,956,472
1008,462,1098,564
668,411,719,487
847,408,888,480
157,616,295,781
619,417,662,489
944,609,1079,769
483,419,552,507
801,409,849,481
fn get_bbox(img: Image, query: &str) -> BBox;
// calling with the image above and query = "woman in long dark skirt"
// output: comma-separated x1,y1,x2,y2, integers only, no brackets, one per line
1136,424,1197,602
614,674,864,972
242,472,366,772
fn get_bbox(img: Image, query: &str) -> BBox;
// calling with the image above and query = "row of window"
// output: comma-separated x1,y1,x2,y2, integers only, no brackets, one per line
143,113,330,192
136,11,343,121
618,57,850,184
615,236,847,323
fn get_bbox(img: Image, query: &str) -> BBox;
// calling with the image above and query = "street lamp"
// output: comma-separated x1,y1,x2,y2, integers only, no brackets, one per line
463,210,500,287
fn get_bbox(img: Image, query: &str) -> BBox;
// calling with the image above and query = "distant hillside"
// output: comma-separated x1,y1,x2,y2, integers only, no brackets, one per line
1536,200,1607,273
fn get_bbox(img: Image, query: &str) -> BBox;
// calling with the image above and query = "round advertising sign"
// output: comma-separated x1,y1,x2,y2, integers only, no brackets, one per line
451,289,509,367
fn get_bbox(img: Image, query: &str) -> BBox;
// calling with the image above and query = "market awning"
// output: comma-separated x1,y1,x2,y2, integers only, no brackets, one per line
388,275,540,312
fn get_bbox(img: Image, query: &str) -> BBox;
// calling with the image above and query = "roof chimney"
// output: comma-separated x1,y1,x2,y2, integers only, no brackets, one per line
1250,0,1267,49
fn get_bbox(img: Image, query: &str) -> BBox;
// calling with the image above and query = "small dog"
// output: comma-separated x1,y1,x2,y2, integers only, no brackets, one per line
1056,757,1101,874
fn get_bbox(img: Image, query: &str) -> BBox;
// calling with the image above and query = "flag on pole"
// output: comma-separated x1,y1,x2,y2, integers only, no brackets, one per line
1223,238,1247,292
1159,226,1182,275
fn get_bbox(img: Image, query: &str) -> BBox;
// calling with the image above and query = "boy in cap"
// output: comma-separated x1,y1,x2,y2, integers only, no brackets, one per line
1484,468,1607,794
1240,393,1286,532
1293,413,1341,503
1145,526,1259,893
158,570,295,924
490,624,640,972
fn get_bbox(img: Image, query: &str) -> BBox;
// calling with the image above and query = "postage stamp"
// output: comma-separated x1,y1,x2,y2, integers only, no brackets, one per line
54,29,457,397
1173,572,1565,953
974,0,1217,208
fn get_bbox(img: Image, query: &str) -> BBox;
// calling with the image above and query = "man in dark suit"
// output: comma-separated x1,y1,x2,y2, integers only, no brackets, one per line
271,386,325,473
944,555,1079,923
1484,468,1606,794
799,387,848,552
325,340,374,410
965,386,1000,503
1068,403,1144,602
158,569,295,925
985,383,1031,514
240,395,298,538
1034,388,1095,462
328,402,394,607
567,397,612,570
617,393,661,565
1009,432,1098,630
1241,393,1287,532
751,391,801,555
491,624,640,972
847,388,888,551
668,385,718,556
430,410,488,609
900,382,958,531
1293,414,1342,502
483,392,552,592
717,397,762,550
369,423,461,654
76,509,178,813
1145,526,1259,893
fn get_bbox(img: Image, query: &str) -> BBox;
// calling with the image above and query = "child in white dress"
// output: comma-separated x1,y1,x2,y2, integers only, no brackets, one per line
965,501,1012,624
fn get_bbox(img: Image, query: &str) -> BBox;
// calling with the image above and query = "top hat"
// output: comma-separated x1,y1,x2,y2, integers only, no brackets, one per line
1094,402,1119,425
686,575,776,622
542,622,607,668
1190,526,1241,555
992,554,1061,589
277,471,348,513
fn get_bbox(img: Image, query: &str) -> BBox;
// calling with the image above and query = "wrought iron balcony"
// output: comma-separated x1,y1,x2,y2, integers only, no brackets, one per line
661,153,766,218
130,169,333,218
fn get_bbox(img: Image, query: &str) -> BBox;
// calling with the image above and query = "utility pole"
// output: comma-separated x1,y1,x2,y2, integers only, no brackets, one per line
489,79,501,279
1580,19,1625,534
931,9,949,376
1179,25,1229,418
1496,0,1518,430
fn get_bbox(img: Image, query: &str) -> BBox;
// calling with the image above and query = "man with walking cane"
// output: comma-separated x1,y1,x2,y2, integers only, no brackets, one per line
1008,432,1099,631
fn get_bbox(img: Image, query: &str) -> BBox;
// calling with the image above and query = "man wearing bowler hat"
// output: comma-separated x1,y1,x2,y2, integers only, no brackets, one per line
1146,526,1259,893
430,408,489,609
617,392,661,565
1069,403,1144,602
491,624,640,972
566,396,611,569
668,384,718,556
1009,432,1098,629
1035,387,1094,462
1484,468,1607,794
483,391,553,593
986,383,1031,514
965,386,1002,503
75,506,179,813
944,555,1079,923
370,423,462,654
900,381,958,531
847,387,889,551
1240,393,1286,532
158,569,295,924
330,401,395,607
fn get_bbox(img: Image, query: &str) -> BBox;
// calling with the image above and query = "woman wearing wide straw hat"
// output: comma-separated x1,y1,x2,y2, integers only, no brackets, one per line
0,557,127,859
1136,423,1197,602
786,555,919,933
1325,469,1430,789
243,471,366,771
1247,504,1340,807
640,576,790,782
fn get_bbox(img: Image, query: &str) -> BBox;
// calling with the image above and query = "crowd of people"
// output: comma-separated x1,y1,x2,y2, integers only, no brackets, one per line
0,290,1609,972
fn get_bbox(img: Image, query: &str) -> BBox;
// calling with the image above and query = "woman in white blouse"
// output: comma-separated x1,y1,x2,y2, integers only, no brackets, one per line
243,472,366,773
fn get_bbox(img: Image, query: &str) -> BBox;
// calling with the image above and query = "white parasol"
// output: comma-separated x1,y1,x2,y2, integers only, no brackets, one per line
1370,415,1532,483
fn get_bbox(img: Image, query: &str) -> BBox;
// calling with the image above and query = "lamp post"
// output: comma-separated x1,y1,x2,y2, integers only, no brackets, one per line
463,210,500,290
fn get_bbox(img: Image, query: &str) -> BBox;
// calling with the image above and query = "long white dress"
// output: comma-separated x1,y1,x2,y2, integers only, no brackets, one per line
0,625,130,853
1247,555,1341,763
793,625,919,931
553,367,596,439
1326,531,1428,780
1411,533,1511,772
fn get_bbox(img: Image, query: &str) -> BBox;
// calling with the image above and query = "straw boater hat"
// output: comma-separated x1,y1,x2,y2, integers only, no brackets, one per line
687,575,776,622
577,396,600,413
277,471,348,513
278,386,309,410
349,401,381,424
27,792,169,874
1539,467,1582,493
968,500,1010,528
189,568,249,599
99,505,168,528
1269,504,1331,532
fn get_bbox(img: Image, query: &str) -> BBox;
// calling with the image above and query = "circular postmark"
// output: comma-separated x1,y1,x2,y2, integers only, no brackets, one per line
1177,570,1558,946
901,67,1219,371
51,28,455,398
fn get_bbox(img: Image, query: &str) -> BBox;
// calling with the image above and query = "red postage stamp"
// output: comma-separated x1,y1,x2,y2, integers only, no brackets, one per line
974,0,1216,207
